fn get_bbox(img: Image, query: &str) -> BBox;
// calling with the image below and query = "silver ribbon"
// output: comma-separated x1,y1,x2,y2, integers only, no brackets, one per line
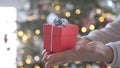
50,18,68,52
53,18,68,27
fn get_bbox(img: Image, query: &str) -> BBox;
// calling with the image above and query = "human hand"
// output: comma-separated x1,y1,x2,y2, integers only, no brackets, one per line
42,41,113,68
42,36,91,68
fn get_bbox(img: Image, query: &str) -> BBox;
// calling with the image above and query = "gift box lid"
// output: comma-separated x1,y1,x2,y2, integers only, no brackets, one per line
43,24,79,36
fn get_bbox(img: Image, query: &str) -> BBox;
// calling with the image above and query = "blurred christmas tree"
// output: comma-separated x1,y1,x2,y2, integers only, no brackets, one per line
16,0,120,68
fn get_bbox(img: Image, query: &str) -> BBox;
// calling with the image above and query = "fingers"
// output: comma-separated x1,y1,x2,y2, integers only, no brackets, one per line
42,50,63,63
47,52,63,61
47,48,75,61
42,50,52,63
42,54,49,63
42,50,51,56
42,50,47,56
43,49,74,68
47,52,66,61
87,41,104,46
87,41,97,45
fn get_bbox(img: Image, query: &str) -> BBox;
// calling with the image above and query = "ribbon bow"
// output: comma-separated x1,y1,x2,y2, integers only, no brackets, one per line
54,18,68,27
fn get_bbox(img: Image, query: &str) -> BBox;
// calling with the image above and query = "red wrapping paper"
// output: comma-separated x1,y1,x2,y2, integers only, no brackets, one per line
43,24,79,52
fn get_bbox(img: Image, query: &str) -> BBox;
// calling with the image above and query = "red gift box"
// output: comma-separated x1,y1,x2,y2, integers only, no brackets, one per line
43,24,79,52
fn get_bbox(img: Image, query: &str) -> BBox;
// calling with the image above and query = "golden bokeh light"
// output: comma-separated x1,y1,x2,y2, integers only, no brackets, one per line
81,27,87,33
20,67,24,68
40,14,46,20
96,61,100,63
22,35,28,43
107,66,112,68
28,16,33,21
99,16,104,22
65,11,71,17
26,59,31,64
53,65,59,68
55,5,61,11
33,35,39,40
35,29,40,35
19,49,24,54
106,13,111,17
34,64,40,68
101,13,106,18
28,15,36,21
75,9,81,14
18,61,24,67
89,24,95,30
96,8,102,14
33,15,37,19
74,61,81,64
86,64,91,68
63,63,69,66
27,55,32,59
52,3,55,6
18,31,24,37
102,13,111,18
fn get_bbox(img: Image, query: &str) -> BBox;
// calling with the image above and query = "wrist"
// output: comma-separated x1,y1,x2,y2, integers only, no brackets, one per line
105,46,113,63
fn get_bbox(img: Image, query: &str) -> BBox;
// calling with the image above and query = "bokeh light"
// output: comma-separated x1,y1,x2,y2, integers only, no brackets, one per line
40,14,46,20
25,59,31,64
18,49,24,55
90,24,95,30
18,31,24,37
55,5,61,11
35,29,40,35
27,55,32,59
86,64,91,68
53,65,59,68
34,56,40,61
99,16,104,22
22,35,28,43
63,63,69,67
28,15,36,21
18,61,24,67
96,8,102,14
74,61,81,64
107,66,112,68
65,11,71,17
81,27,87,33
34,64,40,68
75,9,81,14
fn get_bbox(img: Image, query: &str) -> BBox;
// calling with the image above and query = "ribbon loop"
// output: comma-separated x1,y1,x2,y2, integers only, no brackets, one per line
54,18,68,27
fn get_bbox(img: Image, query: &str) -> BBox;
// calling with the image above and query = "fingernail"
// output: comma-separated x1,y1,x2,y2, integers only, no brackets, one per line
47,55,53,61
42,56,48,63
